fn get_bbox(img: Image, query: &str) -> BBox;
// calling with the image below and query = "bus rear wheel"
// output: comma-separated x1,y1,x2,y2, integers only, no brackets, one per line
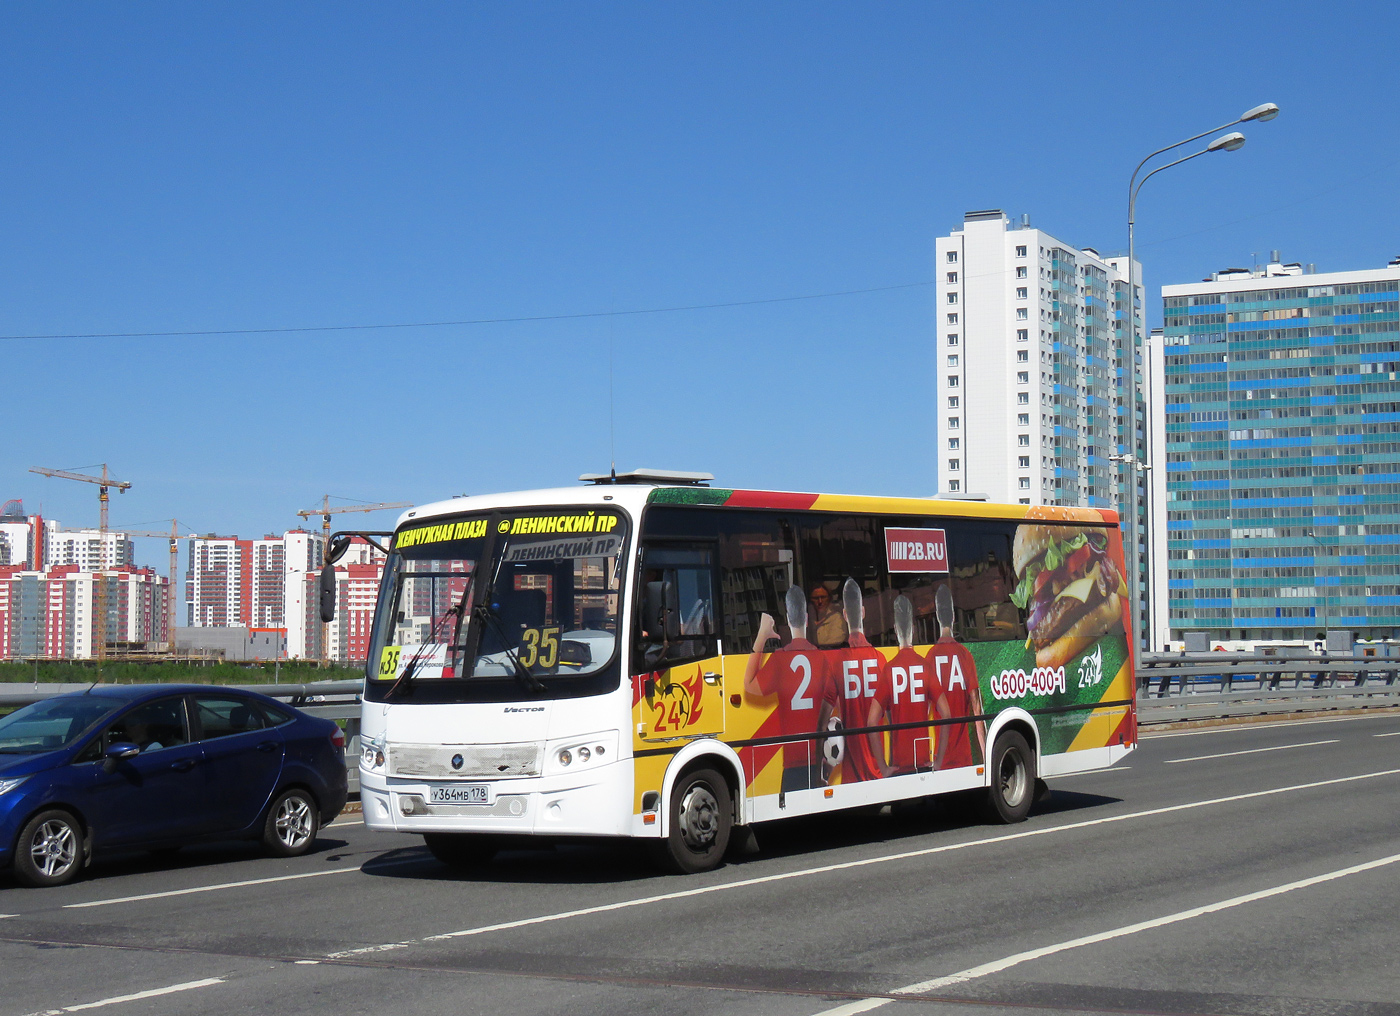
983,730,1035,824
653,767,732,874
424,833,498,869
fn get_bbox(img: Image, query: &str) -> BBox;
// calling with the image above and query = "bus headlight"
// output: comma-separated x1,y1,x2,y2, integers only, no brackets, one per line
558,749,572,767
361,738,386,771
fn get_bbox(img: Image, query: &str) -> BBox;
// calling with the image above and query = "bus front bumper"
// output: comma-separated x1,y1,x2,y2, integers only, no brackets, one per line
359,758,632,838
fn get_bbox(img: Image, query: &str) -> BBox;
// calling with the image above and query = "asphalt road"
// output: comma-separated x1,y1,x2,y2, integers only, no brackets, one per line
4,712,1399,1016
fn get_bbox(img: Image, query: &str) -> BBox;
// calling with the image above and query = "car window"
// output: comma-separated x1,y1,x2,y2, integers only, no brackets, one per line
103,698,191,753
258,701,295,726
193,696,267,740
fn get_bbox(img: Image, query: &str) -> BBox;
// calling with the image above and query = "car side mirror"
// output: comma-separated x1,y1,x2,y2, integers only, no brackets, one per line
102,742,140,773
319,563,337,623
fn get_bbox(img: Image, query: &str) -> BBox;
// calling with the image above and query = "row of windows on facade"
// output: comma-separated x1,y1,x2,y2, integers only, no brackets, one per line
943,244,1033,265
1166,282,1399,309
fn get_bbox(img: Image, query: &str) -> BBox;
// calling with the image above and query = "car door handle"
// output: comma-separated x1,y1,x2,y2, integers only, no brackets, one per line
257,741,280,753
170,758,196,772
703,671,721,685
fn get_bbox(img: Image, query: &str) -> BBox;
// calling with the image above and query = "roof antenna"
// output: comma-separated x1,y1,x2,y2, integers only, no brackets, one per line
608,287,617,482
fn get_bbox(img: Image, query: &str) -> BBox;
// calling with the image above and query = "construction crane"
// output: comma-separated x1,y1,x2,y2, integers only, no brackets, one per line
30,464,132,662
121,520,190,654
296,496,412,662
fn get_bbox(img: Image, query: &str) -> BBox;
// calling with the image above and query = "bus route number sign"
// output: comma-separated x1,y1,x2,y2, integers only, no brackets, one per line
885,527,949,573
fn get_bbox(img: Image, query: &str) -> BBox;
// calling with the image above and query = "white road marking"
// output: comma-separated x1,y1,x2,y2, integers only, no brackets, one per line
1143,714,1382,739
19,977,223,1015
809,851,1400,1016
328,817,363,827
63,854,430,910
64,868,360,908
1164,739,1338,765
0,914,17,919
1044,767,1130,779
325,766,1400,959
1374,731,1400,737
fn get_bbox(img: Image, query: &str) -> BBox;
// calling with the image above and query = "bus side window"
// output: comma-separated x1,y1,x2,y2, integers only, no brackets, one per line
947,521,1028,642
635,545,717,672
717,514,797,647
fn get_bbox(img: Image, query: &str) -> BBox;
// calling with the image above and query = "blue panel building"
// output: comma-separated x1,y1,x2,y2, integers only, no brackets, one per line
1160,255,1400,642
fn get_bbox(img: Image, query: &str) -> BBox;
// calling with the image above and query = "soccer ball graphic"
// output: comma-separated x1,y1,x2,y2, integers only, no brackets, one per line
823,716,845,766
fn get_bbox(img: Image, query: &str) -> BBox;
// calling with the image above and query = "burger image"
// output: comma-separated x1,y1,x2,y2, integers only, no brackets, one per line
1009,525,1126,670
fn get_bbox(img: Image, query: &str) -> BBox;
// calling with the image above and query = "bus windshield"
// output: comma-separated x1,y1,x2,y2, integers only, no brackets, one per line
365,508,628,701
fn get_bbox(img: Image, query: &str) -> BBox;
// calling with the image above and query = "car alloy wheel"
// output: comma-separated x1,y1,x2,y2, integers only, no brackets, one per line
275,795,314,850
31,818,78,880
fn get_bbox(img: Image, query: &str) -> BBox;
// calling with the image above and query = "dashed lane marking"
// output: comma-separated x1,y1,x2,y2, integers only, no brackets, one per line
1143,714,1387,739
1044,767,1130,779
18,977,224,1015
324,766,1400,959
63,856,428,910
1374,731,1400,737
1164,739,1338,764
808,851,1400,1015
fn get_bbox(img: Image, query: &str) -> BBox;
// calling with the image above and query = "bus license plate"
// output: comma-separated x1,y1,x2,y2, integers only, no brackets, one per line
429,784,492,805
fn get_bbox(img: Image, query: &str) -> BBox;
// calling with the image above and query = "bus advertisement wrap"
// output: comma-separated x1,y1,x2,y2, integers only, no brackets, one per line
630,502,1134,813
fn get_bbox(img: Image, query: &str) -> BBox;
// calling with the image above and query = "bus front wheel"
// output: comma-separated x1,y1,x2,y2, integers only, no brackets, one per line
653,767,732,874
983,730,1035,824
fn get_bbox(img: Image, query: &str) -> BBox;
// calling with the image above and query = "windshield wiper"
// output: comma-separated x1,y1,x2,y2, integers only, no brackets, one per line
386,601,465,700
471,603,546,695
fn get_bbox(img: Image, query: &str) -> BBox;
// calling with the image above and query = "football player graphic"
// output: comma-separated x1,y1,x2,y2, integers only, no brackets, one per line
835,577,884,784
926,583,986,769
867,593,955,777
744,585,839,793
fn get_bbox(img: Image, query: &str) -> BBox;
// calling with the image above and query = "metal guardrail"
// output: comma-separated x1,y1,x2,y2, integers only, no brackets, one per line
1136,652,1400,724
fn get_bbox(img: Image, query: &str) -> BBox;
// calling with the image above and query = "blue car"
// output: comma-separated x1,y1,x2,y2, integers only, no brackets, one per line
0,685,348,887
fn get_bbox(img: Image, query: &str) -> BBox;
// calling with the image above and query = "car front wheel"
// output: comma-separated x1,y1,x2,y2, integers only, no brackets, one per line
263,789,319,857
14,809,84,888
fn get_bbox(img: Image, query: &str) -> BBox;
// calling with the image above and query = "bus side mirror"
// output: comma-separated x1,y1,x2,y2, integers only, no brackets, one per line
319,564,337,623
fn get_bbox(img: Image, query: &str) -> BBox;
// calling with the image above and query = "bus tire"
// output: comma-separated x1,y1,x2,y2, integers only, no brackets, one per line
653,767,731,874
423,833,497,869
983,730,1035,824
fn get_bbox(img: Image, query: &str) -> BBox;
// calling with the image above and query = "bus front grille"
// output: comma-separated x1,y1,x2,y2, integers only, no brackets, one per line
388,742,542,779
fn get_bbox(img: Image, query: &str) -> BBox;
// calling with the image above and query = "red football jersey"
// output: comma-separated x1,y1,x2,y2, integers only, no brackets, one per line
926,636,980,769
835,634,884,783
874,646,947,773
752,638,838,769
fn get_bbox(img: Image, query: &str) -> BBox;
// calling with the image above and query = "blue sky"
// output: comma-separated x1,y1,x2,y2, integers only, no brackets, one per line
2,3,1396,572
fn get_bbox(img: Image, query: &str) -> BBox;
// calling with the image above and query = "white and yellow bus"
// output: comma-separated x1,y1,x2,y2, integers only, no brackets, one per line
342,471,1137,873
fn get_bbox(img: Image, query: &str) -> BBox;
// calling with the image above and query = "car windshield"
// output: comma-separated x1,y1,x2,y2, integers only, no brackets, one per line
0,695,123,753
365,508,628,700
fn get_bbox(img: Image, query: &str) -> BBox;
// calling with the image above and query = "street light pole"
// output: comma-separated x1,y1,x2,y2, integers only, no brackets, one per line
1122,102,1277,653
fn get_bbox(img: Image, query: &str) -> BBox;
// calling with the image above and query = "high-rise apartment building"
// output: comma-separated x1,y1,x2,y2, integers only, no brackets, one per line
936,210,1147,635
185,530,326,658
0,502,48,569
47,529,135,571
1160,254,1400,642
0,565,170,658
187,536,251,627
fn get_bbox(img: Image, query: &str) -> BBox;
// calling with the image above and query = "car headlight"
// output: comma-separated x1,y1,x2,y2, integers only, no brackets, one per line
0,776,30,796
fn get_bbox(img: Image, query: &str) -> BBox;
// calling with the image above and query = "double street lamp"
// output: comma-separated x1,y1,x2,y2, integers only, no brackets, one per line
1121,102,1279,652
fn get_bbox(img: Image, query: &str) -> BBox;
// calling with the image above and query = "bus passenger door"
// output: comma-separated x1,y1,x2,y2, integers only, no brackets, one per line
635,543,725,743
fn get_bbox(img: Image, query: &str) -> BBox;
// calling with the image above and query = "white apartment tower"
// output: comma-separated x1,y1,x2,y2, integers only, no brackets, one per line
46,529,135,571
936,211,1147,626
